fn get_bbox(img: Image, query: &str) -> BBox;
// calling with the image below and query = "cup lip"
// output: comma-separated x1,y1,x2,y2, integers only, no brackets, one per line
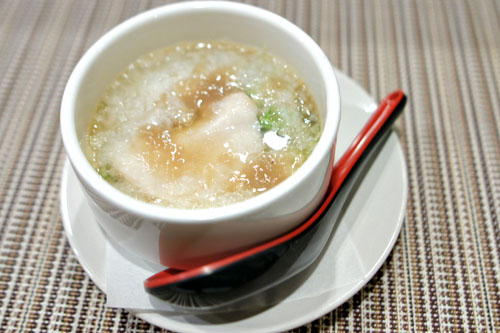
60,1,340,224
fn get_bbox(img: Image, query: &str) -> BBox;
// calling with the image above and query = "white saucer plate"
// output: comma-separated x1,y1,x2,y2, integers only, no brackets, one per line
60,70,407,332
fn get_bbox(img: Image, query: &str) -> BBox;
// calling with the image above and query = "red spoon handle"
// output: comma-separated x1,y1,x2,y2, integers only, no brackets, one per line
331,90,405,194
301,89,405,230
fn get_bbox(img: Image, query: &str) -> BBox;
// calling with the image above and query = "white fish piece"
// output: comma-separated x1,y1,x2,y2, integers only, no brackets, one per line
112,92,263,206
176,91,263,158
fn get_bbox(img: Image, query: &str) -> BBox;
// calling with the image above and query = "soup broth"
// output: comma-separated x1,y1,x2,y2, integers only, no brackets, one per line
83,41,321,208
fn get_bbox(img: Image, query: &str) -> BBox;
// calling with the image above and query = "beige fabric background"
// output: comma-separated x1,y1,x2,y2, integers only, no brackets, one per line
1,0,499,331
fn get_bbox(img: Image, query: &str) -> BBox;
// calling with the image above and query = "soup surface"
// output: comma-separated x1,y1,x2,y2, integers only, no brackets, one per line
83,41,321,208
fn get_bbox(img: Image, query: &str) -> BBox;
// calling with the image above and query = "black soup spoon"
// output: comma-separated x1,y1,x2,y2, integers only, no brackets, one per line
144,90,407,310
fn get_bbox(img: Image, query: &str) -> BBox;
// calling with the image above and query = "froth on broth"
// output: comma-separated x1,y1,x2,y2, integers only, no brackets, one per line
83,41,321,208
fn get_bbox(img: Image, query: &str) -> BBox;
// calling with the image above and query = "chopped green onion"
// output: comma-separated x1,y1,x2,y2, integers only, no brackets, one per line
258,106,283,132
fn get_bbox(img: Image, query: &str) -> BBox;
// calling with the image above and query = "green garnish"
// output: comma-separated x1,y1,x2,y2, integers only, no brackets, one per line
258,106,283,132
96,100,108,112
98,164,120,184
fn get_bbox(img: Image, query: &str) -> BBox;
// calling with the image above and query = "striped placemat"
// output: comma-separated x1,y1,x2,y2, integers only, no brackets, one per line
0,0,499,331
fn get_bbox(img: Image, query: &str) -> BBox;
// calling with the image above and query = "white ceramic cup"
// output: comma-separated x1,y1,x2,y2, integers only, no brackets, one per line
60,1,340,269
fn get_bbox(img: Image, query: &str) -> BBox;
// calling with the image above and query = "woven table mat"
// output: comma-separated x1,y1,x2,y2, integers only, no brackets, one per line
1,0,499,331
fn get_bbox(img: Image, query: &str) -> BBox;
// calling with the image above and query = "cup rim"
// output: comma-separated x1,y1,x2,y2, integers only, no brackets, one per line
60,1,340,224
